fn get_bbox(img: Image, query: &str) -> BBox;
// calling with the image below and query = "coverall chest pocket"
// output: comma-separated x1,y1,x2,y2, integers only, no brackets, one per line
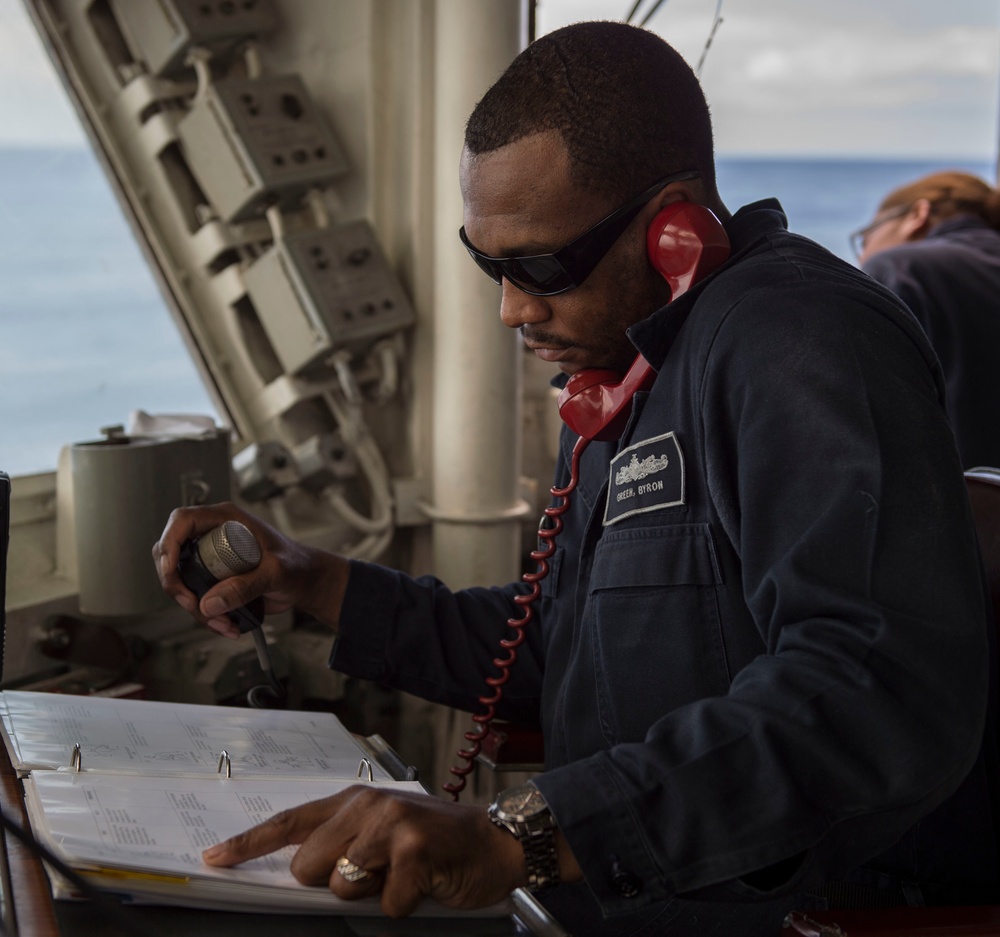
587,523,728,745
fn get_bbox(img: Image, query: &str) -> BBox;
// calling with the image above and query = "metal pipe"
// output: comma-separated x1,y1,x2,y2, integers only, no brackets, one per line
430,1,524,589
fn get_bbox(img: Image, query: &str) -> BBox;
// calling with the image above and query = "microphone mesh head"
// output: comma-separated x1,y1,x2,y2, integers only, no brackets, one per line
208,521,262,575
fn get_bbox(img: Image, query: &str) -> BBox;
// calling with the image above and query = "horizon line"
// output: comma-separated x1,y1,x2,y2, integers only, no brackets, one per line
0,140,994,166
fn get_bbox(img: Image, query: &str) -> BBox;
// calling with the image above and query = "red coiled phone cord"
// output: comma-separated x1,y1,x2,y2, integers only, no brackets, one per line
443,434,590,800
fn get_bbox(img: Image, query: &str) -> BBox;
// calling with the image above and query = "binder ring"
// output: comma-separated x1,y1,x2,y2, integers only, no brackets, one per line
71,742,82,772
217,750,232,779
357,758,374,782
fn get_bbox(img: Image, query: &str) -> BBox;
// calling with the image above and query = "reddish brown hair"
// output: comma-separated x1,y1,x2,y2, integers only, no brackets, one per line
879,170,1000,230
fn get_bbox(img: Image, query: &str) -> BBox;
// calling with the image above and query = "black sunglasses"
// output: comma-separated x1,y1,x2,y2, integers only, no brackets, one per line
459,169,701,296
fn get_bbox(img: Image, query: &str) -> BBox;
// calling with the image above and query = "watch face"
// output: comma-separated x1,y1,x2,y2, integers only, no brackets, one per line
498,783,546,820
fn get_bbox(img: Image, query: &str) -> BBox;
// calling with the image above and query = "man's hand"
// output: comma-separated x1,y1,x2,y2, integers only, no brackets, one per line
152,502,350,636
202,786,527,917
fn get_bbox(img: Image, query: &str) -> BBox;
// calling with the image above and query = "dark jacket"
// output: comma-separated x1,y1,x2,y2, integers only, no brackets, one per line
332,201,998,935
863,214,1000,470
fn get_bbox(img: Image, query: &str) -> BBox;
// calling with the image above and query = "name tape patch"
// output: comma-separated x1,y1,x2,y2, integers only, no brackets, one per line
604,431,685,526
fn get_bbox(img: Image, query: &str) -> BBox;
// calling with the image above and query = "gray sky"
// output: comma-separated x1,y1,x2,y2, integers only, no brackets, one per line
1,0,999,159
539,0,1000,159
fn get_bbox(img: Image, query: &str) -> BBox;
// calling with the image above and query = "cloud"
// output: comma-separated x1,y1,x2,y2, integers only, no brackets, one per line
0,0,997,156
712,18,997,101
536,0,1000,157
679,3,999,155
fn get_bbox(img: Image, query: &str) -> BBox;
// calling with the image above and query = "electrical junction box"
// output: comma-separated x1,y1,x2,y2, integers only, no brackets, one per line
242,219,416,375
176,74,349,222
108,0,278,78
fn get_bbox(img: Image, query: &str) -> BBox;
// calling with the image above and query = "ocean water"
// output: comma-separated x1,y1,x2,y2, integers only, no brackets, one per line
0,146,220,477
717,155,997,262
0,146,995,477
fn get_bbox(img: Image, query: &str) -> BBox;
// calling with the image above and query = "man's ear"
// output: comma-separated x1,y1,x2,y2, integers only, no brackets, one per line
901,198,934,241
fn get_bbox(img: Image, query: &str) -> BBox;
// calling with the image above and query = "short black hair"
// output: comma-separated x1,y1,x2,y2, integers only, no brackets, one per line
464,21,716,205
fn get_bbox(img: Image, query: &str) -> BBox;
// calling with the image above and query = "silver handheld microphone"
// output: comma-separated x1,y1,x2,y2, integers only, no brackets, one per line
178,521,264,635
196,521,262,581
177,520,283,705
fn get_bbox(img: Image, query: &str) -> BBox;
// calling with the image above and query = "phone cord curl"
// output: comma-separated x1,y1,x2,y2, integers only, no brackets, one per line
443,434,589,800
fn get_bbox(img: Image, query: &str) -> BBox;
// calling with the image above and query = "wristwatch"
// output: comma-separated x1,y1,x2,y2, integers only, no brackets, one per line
487,781,560,892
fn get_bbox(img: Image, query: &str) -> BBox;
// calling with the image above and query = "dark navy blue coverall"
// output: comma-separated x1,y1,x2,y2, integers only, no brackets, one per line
331,201,999,936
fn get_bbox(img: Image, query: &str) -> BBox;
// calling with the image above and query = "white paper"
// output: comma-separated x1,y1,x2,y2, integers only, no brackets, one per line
23,771,507,917
0,691,390,781
126,410,218,437
3,692,512,918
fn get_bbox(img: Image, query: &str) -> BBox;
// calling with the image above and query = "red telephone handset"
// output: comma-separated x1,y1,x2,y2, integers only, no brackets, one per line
557,200,730,441
445,199,730,799
556,358,656,441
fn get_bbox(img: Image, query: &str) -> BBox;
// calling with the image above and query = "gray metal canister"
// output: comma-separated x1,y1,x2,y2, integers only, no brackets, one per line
70,430,231,616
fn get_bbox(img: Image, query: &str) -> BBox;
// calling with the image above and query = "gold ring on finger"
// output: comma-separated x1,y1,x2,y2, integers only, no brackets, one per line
335,856,372,883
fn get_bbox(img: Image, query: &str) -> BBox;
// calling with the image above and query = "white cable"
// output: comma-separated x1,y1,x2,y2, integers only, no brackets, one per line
187,47,213,107
329,350,363,406
263,445,392,559
345,527,393,562
305,188,331,229
264,204,286,243
243,42,263,80
324,476,392,534
369,338,400,403
322,390,394,538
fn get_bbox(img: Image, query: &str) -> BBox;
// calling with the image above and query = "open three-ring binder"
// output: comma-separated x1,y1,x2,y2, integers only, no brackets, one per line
0,690,512,918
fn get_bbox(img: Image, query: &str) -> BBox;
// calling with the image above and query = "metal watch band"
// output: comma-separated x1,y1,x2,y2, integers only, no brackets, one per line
521,818,560,892
488,784,561,893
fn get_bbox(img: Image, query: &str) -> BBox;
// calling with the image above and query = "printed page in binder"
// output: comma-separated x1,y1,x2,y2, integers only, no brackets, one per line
0,690,391,781
21,771,512,916
2,691,514,918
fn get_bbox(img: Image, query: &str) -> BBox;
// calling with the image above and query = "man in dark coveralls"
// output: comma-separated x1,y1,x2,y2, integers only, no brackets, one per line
154,21,1000,937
